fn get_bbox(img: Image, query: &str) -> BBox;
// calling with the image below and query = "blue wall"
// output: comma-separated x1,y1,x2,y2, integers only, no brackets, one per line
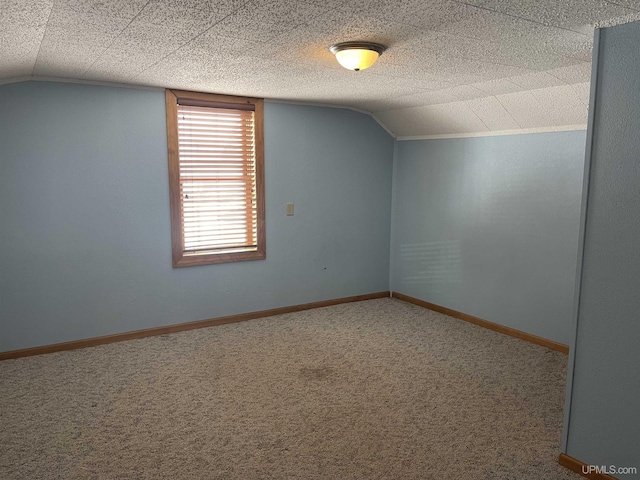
0,81,393,352
564,22,640,469
0,80,589,353
390,132,586,344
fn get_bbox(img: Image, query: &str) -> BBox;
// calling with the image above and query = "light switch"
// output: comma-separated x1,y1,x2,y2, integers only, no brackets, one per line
286,203,294,216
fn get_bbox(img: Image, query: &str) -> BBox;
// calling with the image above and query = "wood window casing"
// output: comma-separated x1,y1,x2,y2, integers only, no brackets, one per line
166,89,265,267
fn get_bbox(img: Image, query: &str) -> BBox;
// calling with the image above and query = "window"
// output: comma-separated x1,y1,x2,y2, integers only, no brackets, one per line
165,89,265,267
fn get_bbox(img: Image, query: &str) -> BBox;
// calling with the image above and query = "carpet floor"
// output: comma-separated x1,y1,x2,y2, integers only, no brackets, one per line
0,298,581,479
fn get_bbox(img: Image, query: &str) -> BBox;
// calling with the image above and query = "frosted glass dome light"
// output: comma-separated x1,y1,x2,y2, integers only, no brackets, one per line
329,41,387,71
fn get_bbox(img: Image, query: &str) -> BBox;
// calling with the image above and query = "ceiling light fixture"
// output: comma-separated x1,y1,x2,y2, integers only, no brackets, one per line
329,41,387,71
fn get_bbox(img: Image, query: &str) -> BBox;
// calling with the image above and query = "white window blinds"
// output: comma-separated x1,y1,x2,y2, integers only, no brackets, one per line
177,102,257,254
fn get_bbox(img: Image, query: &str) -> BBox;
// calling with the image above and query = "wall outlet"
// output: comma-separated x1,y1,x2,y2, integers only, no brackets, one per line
286,203,294,216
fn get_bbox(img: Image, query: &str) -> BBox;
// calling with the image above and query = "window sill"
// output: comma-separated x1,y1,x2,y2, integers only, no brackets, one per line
172,250,266,267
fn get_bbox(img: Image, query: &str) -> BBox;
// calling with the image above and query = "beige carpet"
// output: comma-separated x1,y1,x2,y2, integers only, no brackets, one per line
0,298,581,479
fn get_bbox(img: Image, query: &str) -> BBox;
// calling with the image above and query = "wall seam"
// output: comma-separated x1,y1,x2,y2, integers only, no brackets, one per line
388,139,399,293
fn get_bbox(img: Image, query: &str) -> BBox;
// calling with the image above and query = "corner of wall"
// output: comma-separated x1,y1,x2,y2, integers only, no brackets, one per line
561,27,601,454
388,139,399,293
370,112,397,139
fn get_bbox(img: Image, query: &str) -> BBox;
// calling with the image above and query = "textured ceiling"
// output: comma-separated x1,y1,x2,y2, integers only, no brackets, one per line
2,0,639,137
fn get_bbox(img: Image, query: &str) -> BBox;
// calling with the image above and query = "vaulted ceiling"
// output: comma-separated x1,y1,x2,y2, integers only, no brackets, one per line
2,0,639,137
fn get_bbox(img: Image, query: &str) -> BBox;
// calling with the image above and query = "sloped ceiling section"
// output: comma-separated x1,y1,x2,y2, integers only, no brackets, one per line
2,0,639,137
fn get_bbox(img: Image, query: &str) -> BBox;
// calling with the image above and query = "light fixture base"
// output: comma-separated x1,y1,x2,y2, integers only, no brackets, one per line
329,41,387,56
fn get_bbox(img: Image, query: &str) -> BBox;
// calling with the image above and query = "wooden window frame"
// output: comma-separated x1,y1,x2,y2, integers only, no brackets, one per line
165,89,266,267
